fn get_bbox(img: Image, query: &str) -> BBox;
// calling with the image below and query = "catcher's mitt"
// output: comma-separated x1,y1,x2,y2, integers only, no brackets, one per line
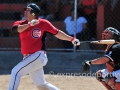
81,60,91,73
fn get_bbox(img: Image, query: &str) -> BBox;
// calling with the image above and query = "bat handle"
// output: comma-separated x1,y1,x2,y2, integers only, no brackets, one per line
81,41,91,43
74,41,78,46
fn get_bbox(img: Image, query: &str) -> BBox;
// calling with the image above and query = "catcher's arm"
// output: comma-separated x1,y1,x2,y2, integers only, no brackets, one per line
81,57,109,73
91,57,109,64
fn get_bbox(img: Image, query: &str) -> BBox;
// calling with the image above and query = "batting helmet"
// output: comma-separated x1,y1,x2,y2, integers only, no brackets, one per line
106,27,120,42
25,3,41,16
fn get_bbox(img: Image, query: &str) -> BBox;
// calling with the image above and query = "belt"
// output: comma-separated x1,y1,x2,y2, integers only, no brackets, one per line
23,50,46,57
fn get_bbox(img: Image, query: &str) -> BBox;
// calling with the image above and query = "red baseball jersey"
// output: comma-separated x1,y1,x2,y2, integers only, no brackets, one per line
12,18,59,54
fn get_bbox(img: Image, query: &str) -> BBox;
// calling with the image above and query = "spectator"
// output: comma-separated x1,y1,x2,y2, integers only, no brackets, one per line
62,7,88,49
37,0,47,18
78,0,99,40
42,0,67,21
46,0,75,21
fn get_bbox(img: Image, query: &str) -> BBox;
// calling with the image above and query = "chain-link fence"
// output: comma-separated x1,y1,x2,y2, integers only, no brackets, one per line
0,0,118,52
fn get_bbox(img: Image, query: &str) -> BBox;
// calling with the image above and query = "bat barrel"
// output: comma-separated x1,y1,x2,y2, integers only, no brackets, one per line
80,40,115,44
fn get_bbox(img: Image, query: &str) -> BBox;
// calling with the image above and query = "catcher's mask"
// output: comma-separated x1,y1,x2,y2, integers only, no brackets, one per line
102,27,120,42
24,3,40,16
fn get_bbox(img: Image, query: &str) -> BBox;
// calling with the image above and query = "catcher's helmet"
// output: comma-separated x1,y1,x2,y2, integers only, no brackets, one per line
106,27,120,42
25,3,40,16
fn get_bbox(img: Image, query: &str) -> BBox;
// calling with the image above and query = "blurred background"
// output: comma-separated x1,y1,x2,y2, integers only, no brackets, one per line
1,0,120,52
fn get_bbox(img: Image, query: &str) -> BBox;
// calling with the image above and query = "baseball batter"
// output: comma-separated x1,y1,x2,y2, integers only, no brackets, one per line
8,3,80,90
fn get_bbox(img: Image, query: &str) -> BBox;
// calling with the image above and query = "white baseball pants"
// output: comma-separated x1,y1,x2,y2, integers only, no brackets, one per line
100,69,120,82
8,50,60,90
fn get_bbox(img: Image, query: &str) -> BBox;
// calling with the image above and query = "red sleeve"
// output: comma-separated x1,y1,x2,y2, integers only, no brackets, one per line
12,21,22,27
10,21,22,33
43,20,59,35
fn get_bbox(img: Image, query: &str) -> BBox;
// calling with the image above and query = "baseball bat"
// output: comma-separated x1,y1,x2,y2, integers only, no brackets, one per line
81,39,115,44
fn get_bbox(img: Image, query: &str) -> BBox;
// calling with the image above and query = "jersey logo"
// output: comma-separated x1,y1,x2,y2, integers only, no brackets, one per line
108,51,112,56
32,28,41,38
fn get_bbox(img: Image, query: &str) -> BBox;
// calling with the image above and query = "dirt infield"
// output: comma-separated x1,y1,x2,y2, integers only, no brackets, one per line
0,74,106,90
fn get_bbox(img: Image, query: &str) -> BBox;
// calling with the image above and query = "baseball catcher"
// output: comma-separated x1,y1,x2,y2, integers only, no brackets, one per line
81,27,120,90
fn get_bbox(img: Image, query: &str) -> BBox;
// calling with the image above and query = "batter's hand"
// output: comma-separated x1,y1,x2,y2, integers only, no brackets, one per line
28,19,39,26
71,37,80,46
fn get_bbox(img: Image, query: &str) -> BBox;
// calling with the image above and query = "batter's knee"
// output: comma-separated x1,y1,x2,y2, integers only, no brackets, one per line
11,67,22,77
11,68,17,75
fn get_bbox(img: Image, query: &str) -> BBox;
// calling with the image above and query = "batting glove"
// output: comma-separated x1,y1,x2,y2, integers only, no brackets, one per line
70,37,80,46
28,19,39,26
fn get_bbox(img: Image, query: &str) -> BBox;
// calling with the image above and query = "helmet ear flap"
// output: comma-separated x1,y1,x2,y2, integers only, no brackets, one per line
26,3,40,16
113,33,120,42
113,34,118,41
32,13,35,16
31,10,35,16
117,34,120,42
